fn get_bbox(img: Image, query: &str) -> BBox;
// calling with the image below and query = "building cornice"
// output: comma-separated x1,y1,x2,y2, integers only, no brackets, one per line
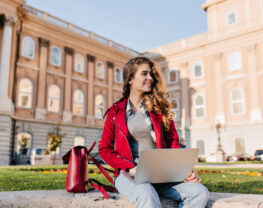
202,0,227,11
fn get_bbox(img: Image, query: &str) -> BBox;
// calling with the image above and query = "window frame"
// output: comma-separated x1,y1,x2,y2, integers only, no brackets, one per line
17,78,33,109
114,67,122,83
226,10,238,26
47,84,61,113
167,68,179,84
230,88,246,115
95,94,105,119
74,54,85,73
192,61,204,79
95,61,105,79
50,46,62,67
72,89,85,116
228,51,242,71
170,97,180,122
193,94,206,119
21,36,36,59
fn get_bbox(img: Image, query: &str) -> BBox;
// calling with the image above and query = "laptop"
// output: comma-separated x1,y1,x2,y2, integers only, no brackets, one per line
133,148,199,184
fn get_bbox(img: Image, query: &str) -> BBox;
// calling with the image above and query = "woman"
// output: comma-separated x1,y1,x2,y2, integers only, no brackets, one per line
99,57,209,208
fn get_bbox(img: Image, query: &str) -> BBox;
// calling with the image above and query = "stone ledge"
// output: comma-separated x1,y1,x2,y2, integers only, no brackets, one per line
0,190,262,208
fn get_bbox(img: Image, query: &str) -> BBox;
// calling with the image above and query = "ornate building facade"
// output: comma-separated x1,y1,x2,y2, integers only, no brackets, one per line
0,0,263,165
148,0,263,158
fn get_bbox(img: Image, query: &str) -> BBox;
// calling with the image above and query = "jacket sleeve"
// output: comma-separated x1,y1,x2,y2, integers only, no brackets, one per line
99,109,135,171
164,120,180,148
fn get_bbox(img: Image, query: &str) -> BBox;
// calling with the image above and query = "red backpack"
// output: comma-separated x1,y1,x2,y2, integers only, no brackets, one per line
62,141,116,198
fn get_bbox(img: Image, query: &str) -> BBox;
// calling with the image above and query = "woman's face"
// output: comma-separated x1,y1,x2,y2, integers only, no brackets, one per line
129,63,153,94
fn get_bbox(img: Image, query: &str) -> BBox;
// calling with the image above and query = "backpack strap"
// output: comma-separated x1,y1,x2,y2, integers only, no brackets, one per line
89,154,114,184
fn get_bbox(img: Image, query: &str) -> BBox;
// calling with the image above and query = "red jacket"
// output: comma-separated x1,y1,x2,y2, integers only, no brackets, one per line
99,98,180,177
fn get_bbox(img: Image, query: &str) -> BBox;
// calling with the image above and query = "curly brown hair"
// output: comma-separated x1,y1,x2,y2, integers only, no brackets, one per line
121,56,174,131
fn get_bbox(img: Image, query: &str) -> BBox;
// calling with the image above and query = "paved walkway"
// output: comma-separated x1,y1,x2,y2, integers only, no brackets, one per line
0,190,262,208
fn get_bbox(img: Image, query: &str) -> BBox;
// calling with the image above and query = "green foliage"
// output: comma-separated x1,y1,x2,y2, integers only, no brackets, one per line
47,124,66,153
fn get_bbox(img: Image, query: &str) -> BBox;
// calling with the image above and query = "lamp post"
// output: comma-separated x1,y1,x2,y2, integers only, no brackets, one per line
215,123,225,162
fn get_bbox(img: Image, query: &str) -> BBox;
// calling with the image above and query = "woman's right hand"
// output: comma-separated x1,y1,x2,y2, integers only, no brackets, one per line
128,166,137,177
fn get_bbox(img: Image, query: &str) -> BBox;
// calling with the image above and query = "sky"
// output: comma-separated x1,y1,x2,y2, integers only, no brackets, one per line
26,0,208,52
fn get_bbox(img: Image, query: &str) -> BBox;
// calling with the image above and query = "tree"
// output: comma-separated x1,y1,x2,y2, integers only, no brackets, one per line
47,124,66,164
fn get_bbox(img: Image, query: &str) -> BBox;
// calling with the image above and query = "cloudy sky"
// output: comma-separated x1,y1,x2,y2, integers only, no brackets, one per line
26,0,207,52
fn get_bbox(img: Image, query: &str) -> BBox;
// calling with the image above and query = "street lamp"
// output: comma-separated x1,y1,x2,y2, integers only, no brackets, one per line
215,122,225,162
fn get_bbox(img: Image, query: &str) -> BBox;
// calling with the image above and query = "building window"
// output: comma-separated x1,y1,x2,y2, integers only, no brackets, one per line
194,95,206,119
18,78,33,109
196,140,205,156
21,36,35,59
114,67,122,83
73,89,84,116
47,84,61,113
231,88,245,115
74,54,85,73
235,138,245,154
50,46,62,66
228,52,242,71
226,11,237,25
170,98,180,122
74,136,85,147
96,61,105,79
95,95,105,119
16,132,32,155
193,62,204,78
168,68,178,84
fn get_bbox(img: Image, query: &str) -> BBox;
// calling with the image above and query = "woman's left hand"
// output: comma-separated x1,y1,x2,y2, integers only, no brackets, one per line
184,169,201,183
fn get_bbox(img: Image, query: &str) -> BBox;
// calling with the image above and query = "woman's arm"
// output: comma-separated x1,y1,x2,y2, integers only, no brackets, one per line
164,120,180,148
99,109,136,171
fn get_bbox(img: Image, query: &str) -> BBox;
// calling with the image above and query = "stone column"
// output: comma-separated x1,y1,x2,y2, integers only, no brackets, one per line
86,54,95,126
247,44,262,122
0,15,16,113
180,62,190,147
63,47,74,123
214,53,225,125
35,38,49,120
107,61,114,108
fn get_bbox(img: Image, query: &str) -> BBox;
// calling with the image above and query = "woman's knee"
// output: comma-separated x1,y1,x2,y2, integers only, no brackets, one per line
190,183,209,202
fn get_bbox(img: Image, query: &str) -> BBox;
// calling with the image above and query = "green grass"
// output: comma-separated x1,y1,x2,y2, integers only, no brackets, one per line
0,165,262,194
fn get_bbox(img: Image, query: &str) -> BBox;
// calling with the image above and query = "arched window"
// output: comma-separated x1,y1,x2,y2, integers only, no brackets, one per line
235,138,245,154
74,54,85,73
196,140,205,156
74,136,85,147
193,62,204,78
47,84,61,113
170,98,180,121
21,36,35,59
231,88,245,115
18,78,33,109
194,95,206,119
95,95,105,119
50,46,62,66
228,52,242,71
73,89,84,116
114,67,122,83
168,68,178,84
96,61,105,79
16,132,32,155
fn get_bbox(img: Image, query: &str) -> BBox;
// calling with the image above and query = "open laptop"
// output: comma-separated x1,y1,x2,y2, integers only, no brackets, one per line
133,148,199,184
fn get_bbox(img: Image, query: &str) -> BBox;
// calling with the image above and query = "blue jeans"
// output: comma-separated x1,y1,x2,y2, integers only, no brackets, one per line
115,171,209,208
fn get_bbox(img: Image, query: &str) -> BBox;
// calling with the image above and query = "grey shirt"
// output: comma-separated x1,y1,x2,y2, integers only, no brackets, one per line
126,101,156,163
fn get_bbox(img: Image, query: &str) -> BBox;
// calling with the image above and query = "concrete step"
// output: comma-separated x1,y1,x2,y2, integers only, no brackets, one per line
0,190,262,208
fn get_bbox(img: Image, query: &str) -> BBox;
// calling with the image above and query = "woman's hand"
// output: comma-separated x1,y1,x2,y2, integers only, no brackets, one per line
128,166,137,177
184,169,201,183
